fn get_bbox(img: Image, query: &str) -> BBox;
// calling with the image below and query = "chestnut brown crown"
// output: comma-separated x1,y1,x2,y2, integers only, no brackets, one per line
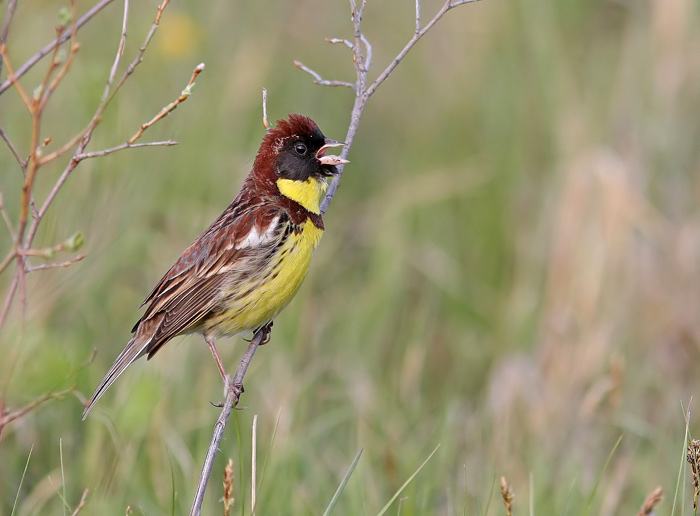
252,114,343,185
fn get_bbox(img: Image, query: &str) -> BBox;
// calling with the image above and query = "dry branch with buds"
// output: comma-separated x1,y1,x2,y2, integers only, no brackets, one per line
188,0,480,513
0,0,204,330
0,0,202,451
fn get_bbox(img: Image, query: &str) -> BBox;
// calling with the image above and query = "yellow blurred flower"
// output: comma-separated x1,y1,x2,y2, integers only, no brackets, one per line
157,11,200,59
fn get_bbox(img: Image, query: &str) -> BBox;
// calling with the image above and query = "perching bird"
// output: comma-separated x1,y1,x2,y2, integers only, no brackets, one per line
83,114,347,418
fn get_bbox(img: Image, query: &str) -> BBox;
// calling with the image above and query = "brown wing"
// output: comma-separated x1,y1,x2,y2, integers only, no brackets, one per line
134,198,286,358
83,195,287,419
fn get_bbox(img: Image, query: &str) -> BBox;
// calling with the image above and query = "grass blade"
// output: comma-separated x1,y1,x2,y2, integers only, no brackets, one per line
11,443,34,516
322,448,363,516
258,407,282,495
673,400,693,516
60,438,67,516
584,434,623,514
376,444,440,516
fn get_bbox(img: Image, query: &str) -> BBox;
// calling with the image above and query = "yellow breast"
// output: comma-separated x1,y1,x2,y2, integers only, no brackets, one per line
205,220,324,336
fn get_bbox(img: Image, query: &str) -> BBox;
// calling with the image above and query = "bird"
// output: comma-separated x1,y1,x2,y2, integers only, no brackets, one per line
82,114,348,419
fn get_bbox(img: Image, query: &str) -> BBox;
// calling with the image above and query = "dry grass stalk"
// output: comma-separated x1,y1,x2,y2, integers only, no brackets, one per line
223,459,234,516
500,476,514,516
637,486,663,516
688,439,700,510
70,488,89,516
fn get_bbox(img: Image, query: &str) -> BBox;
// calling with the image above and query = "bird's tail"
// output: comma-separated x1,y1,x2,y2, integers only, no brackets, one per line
82,335,151,420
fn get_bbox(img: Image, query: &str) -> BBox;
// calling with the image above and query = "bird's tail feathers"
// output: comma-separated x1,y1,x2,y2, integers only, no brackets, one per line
82,335,151,420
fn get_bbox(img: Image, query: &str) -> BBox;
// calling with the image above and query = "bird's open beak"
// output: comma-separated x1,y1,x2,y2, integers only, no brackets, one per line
317,139,349,166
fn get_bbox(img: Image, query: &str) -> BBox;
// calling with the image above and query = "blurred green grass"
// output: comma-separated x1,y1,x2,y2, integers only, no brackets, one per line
1,0,700,514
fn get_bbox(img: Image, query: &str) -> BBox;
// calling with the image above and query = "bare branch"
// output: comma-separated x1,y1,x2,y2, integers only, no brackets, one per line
306,0,479,213
75,140,177,161
0,44,34,111
127,62,204,144
261,88,270,130
0,276,17,326
70,489,90,516
0,127,26,169
0,0,18,78
106,0,170,107
0,252,13,275
0,387,74,433
190,324,271,516
293,60,354,89
24,0,176,249
365,0,479,99
415,0,422,33
326,37,353,49
26,254,85,273
0,192,16,240
107,0,129,92
0,0,201,329
0,0,116,96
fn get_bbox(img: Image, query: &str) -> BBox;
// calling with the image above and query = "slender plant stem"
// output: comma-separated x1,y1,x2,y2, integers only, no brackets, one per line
189,324,270,516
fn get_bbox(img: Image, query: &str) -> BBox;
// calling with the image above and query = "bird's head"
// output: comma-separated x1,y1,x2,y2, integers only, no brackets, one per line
253,114,348,214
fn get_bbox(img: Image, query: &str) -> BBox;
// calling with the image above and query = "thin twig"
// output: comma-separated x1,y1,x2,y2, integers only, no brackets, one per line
0,192,16,240
300,0,480,214
0,252,13,275
70,489,90,516
107,0,129,92
0,44,33,111
75,140,177,160
0,0,197,330
0,0,18,52
0,275,18,327
293,60,354,89
251,414,258,514
261,88,270,130
127,62,204,144
364,0,480,99
26,254,85,273
415,0,422,33
0,387,74,434
0,127,27,170
25,0,173,248
0,0,116,96
189,324,270,516
326,37,353,49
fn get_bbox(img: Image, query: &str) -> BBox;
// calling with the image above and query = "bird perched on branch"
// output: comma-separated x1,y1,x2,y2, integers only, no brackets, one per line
83,114,347,418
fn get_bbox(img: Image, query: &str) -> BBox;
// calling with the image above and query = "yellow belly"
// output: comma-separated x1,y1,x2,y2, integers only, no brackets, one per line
204,221,323,336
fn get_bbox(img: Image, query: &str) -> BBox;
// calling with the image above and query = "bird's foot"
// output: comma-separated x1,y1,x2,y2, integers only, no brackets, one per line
209,383,244,408
244,321,273,345
229,381,244,399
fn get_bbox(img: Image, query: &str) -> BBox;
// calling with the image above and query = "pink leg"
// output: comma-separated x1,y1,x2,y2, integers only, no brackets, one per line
204,334,226,380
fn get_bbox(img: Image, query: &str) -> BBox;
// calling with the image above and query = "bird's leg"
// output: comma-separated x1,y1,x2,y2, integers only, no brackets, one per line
204,333,226,380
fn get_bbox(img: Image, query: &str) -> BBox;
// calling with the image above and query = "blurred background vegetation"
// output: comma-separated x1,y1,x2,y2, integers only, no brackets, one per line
1,0,700,514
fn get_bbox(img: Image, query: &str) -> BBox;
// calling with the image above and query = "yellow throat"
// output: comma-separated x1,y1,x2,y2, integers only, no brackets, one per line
276,177,327,214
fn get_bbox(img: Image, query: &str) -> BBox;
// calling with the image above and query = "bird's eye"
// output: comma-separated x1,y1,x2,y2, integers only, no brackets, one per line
294,142,307,155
